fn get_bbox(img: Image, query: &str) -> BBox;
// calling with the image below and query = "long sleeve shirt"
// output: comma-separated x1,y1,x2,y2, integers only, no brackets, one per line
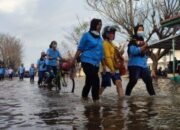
103,40,116,72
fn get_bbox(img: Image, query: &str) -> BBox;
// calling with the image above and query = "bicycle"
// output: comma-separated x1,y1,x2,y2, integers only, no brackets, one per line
41,61,75,93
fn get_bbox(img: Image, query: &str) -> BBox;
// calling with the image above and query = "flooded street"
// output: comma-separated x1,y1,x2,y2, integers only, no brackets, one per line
0,77,180,130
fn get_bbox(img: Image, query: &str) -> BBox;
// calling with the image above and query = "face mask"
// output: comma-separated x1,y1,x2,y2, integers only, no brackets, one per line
137,31,145,37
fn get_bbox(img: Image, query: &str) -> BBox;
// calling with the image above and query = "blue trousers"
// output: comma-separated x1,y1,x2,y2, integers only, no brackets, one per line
19,73,24,80
46,65,57,84
125,66,155,96
38,71,45,85
0,74,3,80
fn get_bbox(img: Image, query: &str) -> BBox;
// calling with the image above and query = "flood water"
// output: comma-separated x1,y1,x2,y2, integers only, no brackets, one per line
0,77,180,130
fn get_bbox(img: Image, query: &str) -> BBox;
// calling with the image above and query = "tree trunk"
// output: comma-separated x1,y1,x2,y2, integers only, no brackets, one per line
149,52,158,72
152,59,158,72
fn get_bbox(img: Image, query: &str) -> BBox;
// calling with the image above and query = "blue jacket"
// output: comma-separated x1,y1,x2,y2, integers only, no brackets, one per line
37,58,46,71
78,32,104,67
46,48,61,66
29,67,35,76
128,45,148,68
0,67,4,75
18,66,25,74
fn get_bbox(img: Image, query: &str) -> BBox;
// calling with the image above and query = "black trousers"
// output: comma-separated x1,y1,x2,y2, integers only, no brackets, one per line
126,66,156,96
38,71,45,85
46,65,57,84
0,74,3,80
82,62,100,100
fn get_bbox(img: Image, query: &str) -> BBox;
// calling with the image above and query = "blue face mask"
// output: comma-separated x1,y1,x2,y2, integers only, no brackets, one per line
137,31,145,37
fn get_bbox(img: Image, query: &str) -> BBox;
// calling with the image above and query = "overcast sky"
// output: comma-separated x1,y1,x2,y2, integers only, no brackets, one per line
0,0,105,68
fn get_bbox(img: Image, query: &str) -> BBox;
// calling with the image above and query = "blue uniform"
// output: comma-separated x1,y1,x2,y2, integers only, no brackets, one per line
37,58,46,72
126,42,155,96
46,48,61,67
37,58,46,85
29,67,35,82
2,67,5,76
78,32,104,67
0,67,4,80
19,66,25,74
18,66,25,80
0,67,4,74
29,67,35,76
128,45,148,68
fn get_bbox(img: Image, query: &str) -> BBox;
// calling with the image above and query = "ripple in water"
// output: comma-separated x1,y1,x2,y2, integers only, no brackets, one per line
0,78,179,130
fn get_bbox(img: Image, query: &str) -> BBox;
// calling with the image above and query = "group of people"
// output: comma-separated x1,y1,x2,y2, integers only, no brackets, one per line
0,63,36,82
17,41,62,85
0,40,66,88
36,41,63,87
72,18,156,102
19,63,36,82
26,18,156,101
157,66,168,77
1,18,156,102
0,64,14,80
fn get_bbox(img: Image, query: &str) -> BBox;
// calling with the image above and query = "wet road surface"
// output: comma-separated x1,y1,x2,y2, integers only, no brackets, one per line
0,77,180,130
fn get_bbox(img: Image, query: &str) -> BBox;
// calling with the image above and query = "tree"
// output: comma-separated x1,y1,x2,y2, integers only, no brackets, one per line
0,34,23,70
62,19,89,76
86,0,180,70
65,20,88,45
144,0,180,70
63,19,88,57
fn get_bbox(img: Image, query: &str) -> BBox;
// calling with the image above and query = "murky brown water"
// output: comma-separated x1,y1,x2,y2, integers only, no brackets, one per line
0,77,180,130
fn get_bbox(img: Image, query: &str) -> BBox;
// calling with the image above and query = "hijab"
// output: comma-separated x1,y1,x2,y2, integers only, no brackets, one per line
89,18,102,38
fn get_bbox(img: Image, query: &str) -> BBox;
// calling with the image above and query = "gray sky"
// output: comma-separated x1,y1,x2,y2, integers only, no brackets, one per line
0,0,103,69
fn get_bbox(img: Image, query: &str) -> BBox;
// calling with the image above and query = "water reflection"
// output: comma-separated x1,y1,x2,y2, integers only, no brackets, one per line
0,78,180,130
80,95,180,130
124,97,156,130
80,97,157,130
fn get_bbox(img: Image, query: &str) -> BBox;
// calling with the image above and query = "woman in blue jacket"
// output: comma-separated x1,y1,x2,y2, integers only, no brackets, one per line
73,18,104,102
0,65,4,80
18,64,25,81
37,51,46,85
46,41,62,85
29,64,36,83
126,24,156,96
46,41,62,75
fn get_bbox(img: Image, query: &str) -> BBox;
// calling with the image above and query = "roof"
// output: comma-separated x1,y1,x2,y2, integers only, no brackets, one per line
148,34,180,50
161,15,180,27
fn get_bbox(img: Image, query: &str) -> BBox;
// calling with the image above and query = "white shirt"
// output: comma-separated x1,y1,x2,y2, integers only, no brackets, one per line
8,69,13,74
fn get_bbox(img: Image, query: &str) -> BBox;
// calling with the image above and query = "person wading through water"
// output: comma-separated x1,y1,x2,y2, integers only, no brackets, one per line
99,26,124,97
125,24,156,96
73,18,104,102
